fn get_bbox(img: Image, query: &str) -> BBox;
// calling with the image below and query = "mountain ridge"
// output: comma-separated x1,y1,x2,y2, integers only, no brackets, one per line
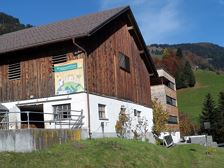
0,12,32,35
148,42,224,70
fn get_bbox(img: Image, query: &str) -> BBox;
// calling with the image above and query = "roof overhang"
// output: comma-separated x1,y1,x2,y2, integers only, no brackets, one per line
0,6,158,77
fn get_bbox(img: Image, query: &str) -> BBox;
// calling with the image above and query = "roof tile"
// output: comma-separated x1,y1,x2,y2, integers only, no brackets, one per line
0,6,127,54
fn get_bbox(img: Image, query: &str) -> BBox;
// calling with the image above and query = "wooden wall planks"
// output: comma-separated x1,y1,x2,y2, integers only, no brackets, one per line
0,16,152,108
0,42,78,102
86,17,152,107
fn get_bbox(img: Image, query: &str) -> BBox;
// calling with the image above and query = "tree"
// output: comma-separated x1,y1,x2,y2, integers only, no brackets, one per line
200,93,216,135
176,48,183,58
115,108,130,138
186,62,196,87
214,92,224,143
175,68,187,89
183,61,196,87
0,12,33,35
152,99,168,136
162,48,169,59
175,61,196,89
131,116,149,140
115,108,149,140
179,112,199,137
199,92,224,143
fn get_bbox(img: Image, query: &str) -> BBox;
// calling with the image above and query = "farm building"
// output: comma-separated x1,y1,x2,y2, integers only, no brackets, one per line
0,6,158,139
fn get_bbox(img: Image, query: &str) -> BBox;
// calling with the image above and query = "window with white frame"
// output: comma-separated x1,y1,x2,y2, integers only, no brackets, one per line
53,104,71,120
98,104,106,120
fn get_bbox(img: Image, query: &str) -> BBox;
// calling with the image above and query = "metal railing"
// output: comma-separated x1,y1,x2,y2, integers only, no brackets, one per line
0,110,84,130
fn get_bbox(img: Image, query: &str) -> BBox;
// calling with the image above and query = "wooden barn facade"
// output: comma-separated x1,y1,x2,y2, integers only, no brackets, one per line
0,6,157,138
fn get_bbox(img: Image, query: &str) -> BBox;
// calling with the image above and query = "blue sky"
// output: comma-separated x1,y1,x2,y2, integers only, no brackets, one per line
0,0,224,46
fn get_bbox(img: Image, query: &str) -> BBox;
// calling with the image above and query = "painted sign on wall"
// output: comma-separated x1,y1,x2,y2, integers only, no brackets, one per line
54,59,84,95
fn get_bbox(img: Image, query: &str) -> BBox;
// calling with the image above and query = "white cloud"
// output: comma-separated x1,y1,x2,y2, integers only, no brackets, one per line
99,0,183,44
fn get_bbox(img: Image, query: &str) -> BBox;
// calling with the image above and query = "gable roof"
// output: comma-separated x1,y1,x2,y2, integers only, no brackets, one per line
0,6,157,76
0,6,127,55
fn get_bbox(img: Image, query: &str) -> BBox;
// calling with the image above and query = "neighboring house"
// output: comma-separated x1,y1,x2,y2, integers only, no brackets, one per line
151,69,180,143
0,6,157,138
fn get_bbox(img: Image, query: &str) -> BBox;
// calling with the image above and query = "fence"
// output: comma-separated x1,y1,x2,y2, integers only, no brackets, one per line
0,109,84,130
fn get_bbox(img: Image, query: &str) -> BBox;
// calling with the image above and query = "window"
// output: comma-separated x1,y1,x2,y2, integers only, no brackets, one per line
134,109,141,117
168,115,178,124
134,109,142,122
53,104,71,120
167,81,175,90
166,96,176,106
8,62,21,80
137,111,141,118
119,52,130,72
98,104,106,120
134,109,137,116
162,77,175,90
52,54,67,71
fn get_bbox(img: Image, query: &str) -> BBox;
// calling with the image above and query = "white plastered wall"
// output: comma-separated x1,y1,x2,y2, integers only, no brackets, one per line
43,93,88,129
2,93,88,130
2,103,21,129
88,94,153,138
2,93,154,139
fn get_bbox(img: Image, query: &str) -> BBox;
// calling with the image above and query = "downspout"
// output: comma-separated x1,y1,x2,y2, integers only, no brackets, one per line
72,38,92,139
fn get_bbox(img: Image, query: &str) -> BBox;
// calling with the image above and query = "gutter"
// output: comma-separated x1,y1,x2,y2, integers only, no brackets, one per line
72,38,92,139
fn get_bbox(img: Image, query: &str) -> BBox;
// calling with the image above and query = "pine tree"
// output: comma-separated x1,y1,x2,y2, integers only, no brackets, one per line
200,93,216,135
189,71,196,87
214,92,224,143
183,61,196,87
175,70,186,89
176,48,183,58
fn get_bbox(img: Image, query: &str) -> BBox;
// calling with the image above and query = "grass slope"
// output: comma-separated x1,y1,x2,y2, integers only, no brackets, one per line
177,70,224,123
0,138,223,168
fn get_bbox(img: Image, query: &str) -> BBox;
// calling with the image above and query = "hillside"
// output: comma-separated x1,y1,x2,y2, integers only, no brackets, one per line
149,43,224,70
0,138,223,168
177,70,224,123
0,12,32,35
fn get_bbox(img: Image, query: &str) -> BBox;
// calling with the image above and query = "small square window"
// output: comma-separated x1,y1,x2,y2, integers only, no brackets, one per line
98,104,106,120
119,52,130,72
53,104,71,120
137,111,141,118
134,109,141,117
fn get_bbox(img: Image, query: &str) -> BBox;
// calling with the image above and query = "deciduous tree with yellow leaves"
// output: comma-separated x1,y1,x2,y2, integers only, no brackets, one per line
152,99,168,136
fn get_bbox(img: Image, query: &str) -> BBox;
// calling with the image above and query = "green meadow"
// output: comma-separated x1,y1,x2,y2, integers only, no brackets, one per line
0,138,223,168
177,70,224,122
